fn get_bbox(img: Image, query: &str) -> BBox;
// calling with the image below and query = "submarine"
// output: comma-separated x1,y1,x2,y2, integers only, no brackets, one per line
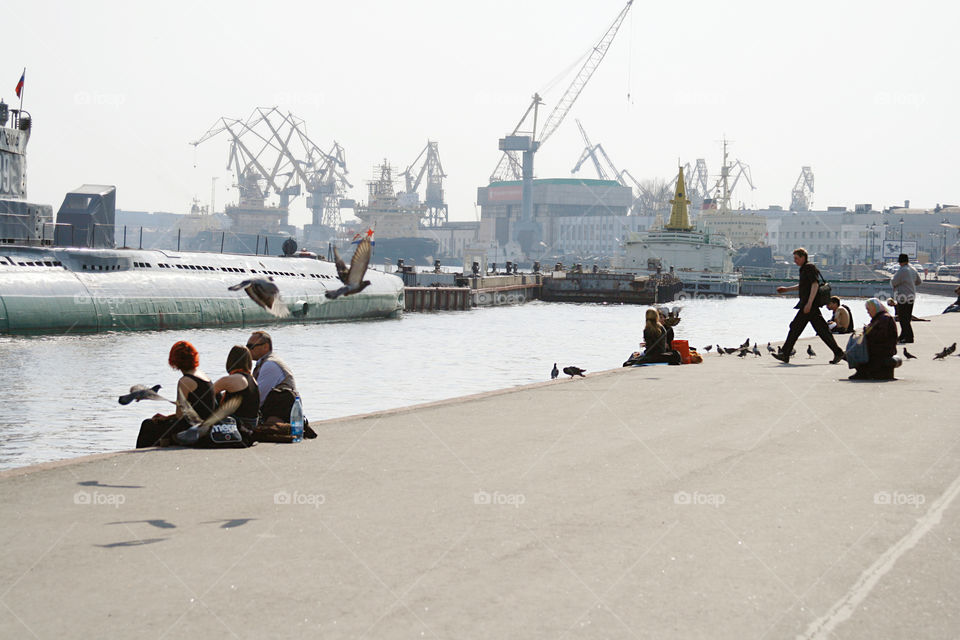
0,100,403,335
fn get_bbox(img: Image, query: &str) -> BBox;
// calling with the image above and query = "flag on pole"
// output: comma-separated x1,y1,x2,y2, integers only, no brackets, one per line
15,71,24,98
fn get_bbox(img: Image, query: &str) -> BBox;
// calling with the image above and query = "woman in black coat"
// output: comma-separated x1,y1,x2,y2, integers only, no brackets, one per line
849,298,900,380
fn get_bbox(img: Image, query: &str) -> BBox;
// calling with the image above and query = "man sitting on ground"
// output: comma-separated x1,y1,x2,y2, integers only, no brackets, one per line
826,296,853,334
246,331,299,424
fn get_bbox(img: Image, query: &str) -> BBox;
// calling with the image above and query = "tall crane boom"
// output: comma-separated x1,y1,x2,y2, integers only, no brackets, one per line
536,0,633,148
489,0,634,257
489,0,634,184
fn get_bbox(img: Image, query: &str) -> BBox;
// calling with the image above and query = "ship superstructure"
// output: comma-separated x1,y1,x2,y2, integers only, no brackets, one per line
618,166,739,297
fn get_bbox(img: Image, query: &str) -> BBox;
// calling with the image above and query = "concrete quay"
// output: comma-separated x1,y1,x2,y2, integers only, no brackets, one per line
2,314,960,638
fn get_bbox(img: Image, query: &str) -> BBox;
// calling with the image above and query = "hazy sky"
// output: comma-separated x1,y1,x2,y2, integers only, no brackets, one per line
7,0,958,227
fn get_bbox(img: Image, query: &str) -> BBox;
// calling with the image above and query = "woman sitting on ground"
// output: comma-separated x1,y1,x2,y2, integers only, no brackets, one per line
640,307,681,365
849,298,901,381
136,341,216,448
213,345,260,429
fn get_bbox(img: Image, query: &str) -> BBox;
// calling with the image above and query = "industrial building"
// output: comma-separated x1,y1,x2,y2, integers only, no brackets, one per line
477,178,634,259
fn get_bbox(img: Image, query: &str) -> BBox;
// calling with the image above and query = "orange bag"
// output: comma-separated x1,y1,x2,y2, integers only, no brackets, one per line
672,339,691,364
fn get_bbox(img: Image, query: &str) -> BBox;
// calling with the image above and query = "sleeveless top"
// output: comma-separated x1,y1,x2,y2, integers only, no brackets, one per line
222,372,260,427
183,373,215,421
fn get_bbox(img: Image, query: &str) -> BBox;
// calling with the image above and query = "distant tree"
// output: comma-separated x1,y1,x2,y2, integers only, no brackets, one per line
632,178,671,217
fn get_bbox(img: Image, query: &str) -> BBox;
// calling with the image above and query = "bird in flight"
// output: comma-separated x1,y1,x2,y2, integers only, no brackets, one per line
933,343,957,360
326,237,373,299
228,277,288,317
563,366,586,378
118,384,174,405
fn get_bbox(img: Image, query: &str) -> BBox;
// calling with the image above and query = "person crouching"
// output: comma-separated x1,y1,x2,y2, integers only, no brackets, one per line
849,298,902,381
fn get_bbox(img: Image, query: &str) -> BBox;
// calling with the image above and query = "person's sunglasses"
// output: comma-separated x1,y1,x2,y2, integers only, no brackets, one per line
246,341,264,349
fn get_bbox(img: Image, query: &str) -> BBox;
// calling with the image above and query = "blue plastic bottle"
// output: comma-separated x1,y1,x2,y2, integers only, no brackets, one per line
289,395,304,443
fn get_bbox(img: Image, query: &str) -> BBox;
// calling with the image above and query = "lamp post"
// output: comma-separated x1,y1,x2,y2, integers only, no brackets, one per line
868,223,876,264
899,217,905,255
943,218,950,264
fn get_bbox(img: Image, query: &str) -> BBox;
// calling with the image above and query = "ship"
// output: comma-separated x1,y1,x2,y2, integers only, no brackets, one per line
352,162,439,266
0,100,403,335
614,166,740,298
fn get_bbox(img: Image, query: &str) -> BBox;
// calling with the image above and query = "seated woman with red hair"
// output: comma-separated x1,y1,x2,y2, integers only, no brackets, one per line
135,341,215,448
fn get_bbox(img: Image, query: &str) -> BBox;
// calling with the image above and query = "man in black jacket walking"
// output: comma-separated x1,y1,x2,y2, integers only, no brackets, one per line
772,248,845,365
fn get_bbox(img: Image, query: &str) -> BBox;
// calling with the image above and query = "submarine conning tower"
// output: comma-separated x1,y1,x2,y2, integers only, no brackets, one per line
0,101,53,245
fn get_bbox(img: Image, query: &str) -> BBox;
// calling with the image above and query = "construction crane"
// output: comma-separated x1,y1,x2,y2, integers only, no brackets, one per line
570,120,682,218
790,166,815,211
488,0,634,254
191,107,351,233
400,141,448,227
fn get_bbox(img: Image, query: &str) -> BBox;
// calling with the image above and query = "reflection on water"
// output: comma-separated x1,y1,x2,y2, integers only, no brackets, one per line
0,295,951,470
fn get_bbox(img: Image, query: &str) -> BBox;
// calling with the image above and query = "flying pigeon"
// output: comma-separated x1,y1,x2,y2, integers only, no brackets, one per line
228,277,288,317
551,363,559,379
563,366,586,378
903,348,917,360
326,237,373,299
739,338,750,349
118,384,174,405
933,343,957,360
807,345,816,358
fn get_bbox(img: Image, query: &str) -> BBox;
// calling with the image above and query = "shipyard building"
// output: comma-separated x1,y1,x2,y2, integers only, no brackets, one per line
477,178,638,259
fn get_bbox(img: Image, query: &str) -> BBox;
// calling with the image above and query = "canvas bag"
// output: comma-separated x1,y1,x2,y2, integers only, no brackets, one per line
845,332,869,368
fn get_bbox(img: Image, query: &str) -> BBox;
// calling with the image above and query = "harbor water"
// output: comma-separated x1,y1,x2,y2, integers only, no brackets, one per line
0,294,952,471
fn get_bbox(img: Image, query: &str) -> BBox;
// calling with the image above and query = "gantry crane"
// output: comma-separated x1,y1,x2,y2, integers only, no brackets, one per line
400,141,448,227
489,0,634,254
790,166,814,211
191,107,351,232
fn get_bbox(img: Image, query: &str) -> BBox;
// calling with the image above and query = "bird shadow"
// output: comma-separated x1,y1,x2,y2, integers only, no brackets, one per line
200,518,255,529
108,519,176,529
95,538,167,549
78,480,143,489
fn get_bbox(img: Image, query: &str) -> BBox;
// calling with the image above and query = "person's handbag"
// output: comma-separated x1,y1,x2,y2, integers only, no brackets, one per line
844,332,869,368
815,271,832,307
